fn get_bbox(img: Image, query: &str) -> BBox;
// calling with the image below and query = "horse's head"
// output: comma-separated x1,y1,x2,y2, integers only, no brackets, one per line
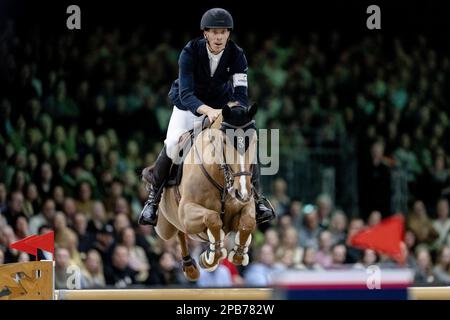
220,102,258,203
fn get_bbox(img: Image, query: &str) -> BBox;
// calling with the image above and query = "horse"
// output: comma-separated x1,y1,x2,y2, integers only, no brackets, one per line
147,102,258,281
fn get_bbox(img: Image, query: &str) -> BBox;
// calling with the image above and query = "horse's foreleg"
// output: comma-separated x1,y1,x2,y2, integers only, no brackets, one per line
180,202,227,271
228,204,256,266
177,231,200,281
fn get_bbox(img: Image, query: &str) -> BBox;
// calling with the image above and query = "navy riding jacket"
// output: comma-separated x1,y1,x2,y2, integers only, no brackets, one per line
168,38,248,116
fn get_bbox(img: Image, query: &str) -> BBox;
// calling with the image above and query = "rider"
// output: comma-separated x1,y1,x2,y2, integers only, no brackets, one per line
138,8,275,226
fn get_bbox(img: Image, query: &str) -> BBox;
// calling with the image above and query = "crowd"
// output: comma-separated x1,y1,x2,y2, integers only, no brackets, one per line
1,22,450,288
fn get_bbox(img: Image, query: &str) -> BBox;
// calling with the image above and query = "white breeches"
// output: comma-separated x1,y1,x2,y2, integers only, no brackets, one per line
164,106,206,161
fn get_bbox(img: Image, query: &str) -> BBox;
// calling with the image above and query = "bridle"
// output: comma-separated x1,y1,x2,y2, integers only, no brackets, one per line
194,117,256,220
221,119,255,181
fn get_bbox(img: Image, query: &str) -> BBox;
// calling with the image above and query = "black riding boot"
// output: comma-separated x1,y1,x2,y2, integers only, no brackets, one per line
252,163,276,224
138,146,172,226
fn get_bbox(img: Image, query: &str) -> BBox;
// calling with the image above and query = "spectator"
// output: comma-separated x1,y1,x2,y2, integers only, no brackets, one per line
433,246,450,285
29,198,56,234
0,225,18,263
263,228,280,249
92,224,115,270
432,198,450,250
298,205,321,249
75,181,95,219
52,185,65,212
73,212,95,253
414,245,436,285
407,200,439,245
330,243,347,269
82,249,106,288
420,152,450,211
197,263,233,287
297,246,322,270
353,249,379,269
35,162,57,200
316,230,333,268
288,199,303,230
345,217,365,263
316,194,333,229
359,140,392,220
104,178,124,216
113,213,131,239
276,226,303,267
270,178,290,216
55,247,84,289
12,214,29,239
104,245,138,288
23,183,40,217
3,191,25,226
87,201,108,235
148,252,182,286
367,210,382,227
119,227,150,283
62,197,78,225
244,244,284,286
54,212,83,268
329,210,348,245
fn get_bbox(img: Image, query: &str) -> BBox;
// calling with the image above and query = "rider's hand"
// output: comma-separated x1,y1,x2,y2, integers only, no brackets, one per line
197,105,221,123
206,108,221,123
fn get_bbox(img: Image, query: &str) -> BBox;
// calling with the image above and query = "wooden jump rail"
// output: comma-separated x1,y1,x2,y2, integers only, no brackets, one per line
1,261,449,300
54,287,450,300
55,288,272,300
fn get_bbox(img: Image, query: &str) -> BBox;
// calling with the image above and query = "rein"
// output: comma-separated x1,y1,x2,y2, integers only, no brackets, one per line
194,117,254,221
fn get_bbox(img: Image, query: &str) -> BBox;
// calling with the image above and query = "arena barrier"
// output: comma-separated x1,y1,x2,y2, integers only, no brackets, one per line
1,261,449,300
0,260,54,300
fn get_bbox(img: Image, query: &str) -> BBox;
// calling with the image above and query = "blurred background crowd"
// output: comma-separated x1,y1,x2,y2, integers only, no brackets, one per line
2,1,450,289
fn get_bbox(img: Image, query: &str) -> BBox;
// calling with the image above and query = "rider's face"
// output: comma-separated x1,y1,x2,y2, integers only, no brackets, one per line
204,28,230,54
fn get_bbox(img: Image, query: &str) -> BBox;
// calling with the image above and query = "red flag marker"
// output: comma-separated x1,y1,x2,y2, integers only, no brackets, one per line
349,214,405,263
10,235,39,257
9,231,55,260
28,231,55,255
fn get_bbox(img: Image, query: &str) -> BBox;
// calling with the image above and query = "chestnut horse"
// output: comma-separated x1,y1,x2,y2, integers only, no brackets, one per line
153,103,258,281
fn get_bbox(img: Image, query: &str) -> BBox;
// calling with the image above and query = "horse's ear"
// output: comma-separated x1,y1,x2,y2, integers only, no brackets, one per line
247,103,258,118
222,105,231,119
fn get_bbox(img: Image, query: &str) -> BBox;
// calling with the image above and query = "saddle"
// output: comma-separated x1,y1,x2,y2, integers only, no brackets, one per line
166,130,193,187
166,117,212,187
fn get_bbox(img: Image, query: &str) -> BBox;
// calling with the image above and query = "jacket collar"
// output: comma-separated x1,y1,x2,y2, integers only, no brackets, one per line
200,38,230,79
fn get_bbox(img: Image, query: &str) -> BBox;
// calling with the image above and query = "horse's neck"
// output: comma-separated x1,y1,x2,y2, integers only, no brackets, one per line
192,121,223,182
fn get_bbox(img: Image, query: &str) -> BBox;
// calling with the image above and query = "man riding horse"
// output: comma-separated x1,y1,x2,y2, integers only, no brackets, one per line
138,8,275,227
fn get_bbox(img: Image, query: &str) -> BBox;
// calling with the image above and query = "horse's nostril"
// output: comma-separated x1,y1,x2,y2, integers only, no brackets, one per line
235,190,249,202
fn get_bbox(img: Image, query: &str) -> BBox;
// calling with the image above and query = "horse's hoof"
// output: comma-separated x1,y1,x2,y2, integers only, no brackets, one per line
228,250,249,266
199,252,219,272
183,259,200,282
228,249,240,265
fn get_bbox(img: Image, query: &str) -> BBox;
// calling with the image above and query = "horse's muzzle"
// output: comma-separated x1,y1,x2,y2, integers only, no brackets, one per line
235,189,251,203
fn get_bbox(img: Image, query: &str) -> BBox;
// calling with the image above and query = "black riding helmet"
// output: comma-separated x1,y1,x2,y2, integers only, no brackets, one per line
200,8,234,30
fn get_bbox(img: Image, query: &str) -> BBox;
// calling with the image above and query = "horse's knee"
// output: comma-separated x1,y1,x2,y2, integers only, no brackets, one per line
204,212,222,230
239,214,256,232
